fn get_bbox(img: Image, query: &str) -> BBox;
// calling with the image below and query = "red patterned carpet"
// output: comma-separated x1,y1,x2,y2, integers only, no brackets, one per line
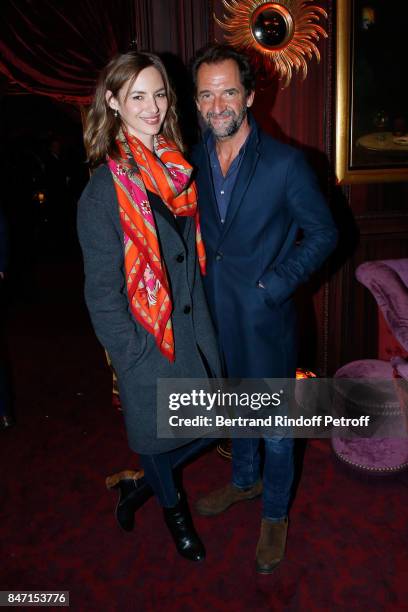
1,256,407,611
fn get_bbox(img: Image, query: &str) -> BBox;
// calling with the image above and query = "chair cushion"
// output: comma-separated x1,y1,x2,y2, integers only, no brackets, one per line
335,359,393,379
334,360,400,416
332,436,408,473
332,358,408,472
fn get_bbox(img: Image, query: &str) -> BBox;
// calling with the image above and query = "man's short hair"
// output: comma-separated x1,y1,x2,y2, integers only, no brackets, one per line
191,44,256,97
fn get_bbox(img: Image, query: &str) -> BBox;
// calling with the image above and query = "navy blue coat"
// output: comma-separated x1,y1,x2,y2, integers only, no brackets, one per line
191,117,338,378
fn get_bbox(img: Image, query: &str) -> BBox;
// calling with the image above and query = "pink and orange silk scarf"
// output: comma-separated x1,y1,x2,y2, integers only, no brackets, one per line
108,128,206,363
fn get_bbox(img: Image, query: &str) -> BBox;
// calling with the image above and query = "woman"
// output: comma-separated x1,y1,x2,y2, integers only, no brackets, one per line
77,51,221,562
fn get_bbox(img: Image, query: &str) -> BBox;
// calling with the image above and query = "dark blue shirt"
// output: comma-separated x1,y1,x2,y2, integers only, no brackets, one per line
207,133,249,224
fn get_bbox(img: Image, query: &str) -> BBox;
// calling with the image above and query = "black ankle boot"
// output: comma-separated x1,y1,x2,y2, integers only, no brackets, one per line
163,498,205,562
107,472,153,532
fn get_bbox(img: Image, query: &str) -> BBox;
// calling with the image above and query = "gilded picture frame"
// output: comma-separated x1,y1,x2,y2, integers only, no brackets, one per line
335,0,408,184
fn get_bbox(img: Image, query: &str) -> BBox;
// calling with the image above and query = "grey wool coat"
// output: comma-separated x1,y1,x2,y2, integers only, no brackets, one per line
77,165,222,454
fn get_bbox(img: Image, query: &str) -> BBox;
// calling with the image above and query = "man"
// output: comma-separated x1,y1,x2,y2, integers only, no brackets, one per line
190,45,337,573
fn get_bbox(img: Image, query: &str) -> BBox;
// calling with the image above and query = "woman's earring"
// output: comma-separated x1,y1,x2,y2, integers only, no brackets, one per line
114,109,119,118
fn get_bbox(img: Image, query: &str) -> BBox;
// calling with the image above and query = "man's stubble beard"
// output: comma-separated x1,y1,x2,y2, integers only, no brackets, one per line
206,105,247,140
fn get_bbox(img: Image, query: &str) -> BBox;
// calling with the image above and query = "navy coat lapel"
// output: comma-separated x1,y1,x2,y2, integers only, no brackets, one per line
200,135,222,226
219,122,260,241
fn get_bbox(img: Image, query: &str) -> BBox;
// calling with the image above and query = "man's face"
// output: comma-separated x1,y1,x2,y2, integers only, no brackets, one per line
195,59,254,139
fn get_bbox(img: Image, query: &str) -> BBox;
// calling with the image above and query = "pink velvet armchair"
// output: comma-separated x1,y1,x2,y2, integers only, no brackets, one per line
332,259,408,473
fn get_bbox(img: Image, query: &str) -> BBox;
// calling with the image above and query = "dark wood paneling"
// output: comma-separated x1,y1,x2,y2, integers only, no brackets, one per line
351,182,408,216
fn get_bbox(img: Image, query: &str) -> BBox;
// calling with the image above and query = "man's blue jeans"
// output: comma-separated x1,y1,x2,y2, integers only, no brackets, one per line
232,436,294,521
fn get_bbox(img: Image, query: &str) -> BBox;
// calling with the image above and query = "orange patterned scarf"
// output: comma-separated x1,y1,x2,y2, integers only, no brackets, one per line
108,128,206,362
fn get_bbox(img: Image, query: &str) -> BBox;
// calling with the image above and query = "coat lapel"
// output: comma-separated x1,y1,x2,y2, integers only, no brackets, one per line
219,123,260,242
181,214,192,245
148,191,187,253
201,133,223,226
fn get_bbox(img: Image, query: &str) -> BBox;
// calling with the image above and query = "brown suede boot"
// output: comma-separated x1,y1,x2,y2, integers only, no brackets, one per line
195,481,262,516
255,517,288,574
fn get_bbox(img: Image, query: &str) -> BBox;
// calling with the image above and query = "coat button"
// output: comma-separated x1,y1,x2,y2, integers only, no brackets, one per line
176,253,185,263
183,305,191,314
215,251,223,261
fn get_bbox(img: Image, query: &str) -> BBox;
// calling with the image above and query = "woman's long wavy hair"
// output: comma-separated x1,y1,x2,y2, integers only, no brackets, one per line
84,51,183,168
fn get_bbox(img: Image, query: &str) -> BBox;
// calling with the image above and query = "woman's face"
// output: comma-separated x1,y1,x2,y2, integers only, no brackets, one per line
107,66,169,149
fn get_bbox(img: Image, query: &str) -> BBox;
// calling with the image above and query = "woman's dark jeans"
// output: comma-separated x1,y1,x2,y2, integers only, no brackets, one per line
140,438,214,507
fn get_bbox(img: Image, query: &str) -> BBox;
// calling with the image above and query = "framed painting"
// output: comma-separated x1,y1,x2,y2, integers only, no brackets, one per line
335,0,408,183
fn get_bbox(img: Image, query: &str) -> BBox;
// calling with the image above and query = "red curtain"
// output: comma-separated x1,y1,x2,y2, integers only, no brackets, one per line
0,0,211,104
0,0,138,104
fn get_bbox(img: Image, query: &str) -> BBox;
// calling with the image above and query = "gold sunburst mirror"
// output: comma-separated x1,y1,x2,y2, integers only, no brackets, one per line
215,0,328,87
